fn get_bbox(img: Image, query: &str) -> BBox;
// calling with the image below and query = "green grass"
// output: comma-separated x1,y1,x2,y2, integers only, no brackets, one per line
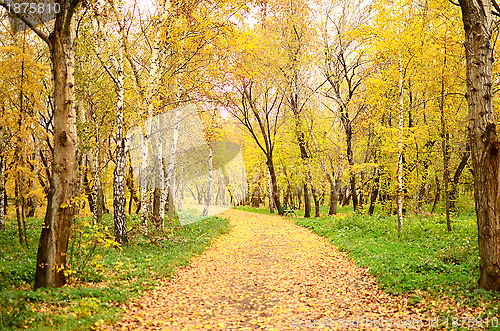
0,213,231,330
295,212,480,295
239,200,500,327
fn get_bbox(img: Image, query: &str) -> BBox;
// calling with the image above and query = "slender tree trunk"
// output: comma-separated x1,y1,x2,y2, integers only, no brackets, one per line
113,24,127,245
15,178,23,246
30,136,39,217
346,132,358,211
177,165,183,212
34,4,80,288
140,131,149,233
368,168,380,215
459,0,500,290
203,140,213,216
158,125,166,221
267,168,275,213
397,53,404,232
450,145,470,212
416,140,435,212
0,154,4,230
91,141,102,225
440,46,452,232
431,175,441,213
126,161,140,214
303,182,311,217
166,107,180,221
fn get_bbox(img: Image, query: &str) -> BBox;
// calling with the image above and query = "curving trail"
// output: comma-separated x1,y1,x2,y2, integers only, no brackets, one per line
107,209,432,330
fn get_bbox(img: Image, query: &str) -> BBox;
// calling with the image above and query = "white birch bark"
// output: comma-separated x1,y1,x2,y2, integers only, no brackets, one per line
177,165,183,212
397,52,404,232
158,115,166,221
166,106,180,219
112,4,127,245
140,131,148,233
140,2,170,232
31,134,39,215
92,119,102,226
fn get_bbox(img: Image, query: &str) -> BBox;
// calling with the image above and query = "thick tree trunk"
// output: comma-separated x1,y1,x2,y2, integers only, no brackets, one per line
459,0,500,290
266,158,281,215
329,178,341,215
311,185,320,217
34,4,79,289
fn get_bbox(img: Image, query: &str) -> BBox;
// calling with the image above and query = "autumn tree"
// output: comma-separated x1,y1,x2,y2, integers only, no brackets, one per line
0,0,82,288
458,0,500,290
321,0,371,211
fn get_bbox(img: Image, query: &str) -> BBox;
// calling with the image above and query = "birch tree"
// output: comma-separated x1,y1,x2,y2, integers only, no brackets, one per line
91,1,127,245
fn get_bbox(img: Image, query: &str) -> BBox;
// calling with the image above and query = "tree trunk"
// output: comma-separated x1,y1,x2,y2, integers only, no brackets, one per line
126,163,140,214
266,158,281,215
459,0,500,290
203,140,213,216
0,154,4,230
329,178,341,215
166,107,180,221
450,145,470,212
177,165,183,212
15,178,25,246
368,168,380,215
431,175,441,213
267,167,275,213
113,23,127,245
440,47,452,232
397,52,404,232
140,131,149,233
34,3,80,289
416,140,435,212
342,114,358,211
311,185,320,217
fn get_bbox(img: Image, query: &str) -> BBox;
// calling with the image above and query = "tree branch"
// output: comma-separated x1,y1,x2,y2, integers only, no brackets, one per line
0,1,49,44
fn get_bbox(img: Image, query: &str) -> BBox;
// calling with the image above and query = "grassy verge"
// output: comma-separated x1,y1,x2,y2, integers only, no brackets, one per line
0,213,231,330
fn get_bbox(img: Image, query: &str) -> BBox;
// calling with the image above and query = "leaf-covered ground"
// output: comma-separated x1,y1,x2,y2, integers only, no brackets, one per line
103,210,482,330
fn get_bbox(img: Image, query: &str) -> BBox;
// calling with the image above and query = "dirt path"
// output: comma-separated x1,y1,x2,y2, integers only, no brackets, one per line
109,210,431,330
